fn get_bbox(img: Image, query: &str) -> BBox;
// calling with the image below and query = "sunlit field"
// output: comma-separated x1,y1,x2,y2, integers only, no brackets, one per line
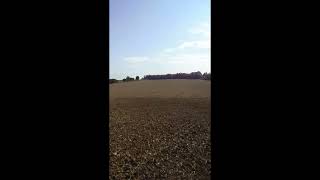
109,80,211,179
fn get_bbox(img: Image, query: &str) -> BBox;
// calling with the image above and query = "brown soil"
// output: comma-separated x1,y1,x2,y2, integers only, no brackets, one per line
109,80,211,179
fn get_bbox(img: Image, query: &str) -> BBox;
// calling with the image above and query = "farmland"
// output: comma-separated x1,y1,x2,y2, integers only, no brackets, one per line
109,80,211,179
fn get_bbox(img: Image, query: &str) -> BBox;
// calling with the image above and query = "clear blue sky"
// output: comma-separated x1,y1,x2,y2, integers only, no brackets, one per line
110,0,211,80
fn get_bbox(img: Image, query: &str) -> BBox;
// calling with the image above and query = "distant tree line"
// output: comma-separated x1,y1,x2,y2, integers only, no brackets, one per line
109,76,140,84
109,72,211,84
123,76,135,82
202,72,211,80
142,71,211,80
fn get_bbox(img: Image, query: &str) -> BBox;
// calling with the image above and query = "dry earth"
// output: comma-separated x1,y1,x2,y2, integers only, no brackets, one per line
109,80,211,179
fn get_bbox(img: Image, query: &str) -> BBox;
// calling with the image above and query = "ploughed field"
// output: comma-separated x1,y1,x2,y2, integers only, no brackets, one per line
109,80,211,179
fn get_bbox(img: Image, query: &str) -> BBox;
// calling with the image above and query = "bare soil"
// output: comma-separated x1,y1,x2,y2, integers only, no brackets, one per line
109,80,211,179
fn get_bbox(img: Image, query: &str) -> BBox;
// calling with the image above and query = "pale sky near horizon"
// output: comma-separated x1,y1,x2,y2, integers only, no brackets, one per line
110,0,211,80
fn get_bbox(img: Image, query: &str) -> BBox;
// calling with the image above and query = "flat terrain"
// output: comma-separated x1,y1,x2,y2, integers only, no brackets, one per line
110,79,210,99
109,80,211,179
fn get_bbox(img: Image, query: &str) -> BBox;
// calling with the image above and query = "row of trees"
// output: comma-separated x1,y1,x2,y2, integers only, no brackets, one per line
143,71,211,80
122,76,138,82
110,76,140,84
202,72,211,80
110,72,211,84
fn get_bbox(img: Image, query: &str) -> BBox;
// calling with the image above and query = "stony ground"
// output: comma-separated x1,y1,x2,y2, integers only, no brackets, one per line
109,80,211,179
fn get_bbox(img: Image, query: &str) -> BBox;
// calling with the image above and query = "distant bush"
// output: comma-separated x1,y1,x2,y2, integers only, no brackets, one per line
202,72,211,80
123,76,134,82
136,76,140,80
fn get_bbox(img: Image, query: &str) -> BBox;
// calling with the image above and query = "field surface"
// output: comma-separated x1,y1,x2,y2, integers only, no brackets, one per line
109,80,211,179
